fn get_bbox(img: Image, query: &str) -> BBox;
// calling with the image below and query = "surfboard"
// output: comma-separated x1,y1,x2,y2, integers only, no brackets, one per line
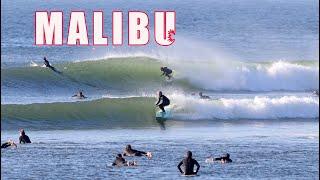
155,109,171,119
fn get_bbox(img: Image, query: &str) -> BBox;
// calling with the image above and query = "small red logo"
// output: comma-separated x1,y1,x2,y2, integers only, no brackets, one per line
168,29,175,43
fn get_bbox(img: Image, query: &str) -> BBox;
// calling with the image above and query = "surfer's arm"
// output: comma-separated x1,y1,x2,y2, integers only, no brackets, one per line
194,160,200,174
155,98,161,105
177,161,184,174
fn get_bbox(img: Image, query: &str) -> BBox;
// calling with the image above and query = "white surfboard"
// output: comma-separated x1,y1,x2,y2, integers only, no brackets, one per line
155,108,171,119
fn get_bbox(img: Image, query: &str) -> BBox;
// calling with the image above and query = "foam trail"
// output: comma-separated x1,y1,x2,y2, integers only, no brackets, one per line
170,94,319,119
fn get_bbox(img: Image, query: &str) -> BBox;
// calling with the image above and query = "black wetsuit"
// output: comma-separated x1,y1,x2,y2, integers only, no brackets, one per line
156,95,170,112
1,142,12,149
19,134,31,144
177,157,200,175
123,149,147,157
112,157,126,166
161,67,173,78
44,59,60,73
214,157,232,163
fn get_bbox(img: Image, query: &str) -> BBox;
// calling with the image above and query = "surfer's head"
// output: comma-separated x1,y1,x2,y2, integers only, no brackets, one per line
158,91,162,96
186,151,192,158
19,129,25,136
126,144,132,150
43,57,47,60
199,92,203,96
117,154,122,158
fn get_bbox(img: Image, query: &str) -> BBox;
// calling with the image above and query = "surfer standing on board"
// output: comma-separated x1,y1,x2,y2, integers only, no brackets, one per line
43,57,60,73
155,91,170,113
160,67,173,80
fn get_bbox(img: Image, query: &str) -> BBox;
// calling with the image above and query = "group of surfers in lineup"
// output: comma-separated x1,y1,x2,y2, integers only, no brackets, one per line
2,130,232,175
1,57,230,176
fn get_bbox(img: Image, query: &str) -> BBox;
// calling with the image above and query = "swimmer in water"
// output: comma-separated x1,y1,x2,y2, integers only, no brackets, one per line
199,92,210,99
155,91,170,113
72,91,87,99
112,154,137,166
160,67,173,80
205,153,233,163
19,129,31,144
177,151,200,175
122,144,152,159
1,140,17,149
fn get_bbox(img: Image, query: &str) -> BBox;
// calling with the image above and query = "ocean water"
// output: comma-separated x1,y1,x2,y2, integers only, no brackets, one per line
1,0,319,179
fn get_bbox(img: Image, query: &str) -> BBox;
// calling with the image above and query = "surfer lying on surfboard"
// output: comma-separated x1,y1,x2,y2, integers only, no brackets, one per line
43,57,61,73
177,151,200,176
205,153,233,163
112,154,137,167
122,144,152,159
72,91,87,99
155,91,170,113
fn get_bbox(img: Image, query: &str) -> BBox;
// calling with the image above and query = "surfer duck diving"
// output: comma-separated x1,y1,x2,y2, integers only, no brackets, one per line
155,91,170,113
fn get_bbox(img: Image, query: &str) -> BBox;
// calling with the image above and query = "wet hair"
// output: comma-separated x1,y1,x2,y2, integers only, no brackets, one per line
126,144,132,150
20,129,25,136
117,154,122,157
187,151,192,158
43,57,47,60
226,153,230,158
159,91,162,95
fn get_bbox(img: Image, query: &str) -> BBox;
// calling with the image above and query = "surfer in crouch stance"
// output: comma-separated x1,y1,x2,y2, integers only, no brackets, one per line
122,144,152,159
43,57,60,73
205,153,233,163
177,151,200,175
112,154,137,166
72,91,87,99
199,92,210,99
160,67,173,80
156,91,170,113
19,129,31,144
1,140,17,149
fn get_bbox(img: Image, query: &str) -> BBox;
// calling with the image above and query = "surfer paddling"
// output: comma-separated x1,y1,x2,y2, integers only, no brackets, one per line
1,140,17,149
205,153,233,163
177,151,200,176
112,154,137,167
155,91,170,113
122,144,152,159
72,91,87,99
160,67,173,80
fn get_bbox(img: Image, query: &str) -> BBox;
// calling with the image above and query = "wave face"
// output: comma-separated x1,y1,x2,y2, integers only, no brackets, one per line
2,95,318,130
2,57,318,99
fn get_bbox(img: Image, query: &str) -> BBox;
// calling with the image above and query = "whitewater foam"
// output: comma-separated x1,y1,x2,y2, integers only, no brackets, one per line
170,94,319,119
